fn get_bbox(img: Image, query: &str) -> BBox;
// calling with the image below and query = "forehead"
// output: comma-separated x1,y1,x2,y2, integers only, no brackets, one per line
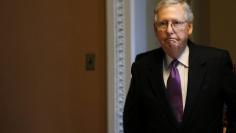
157,4,185,21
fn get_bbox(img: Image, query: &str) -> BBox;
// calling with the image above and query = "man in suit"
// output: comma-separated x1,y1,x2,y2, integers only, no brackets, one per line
123,0,236,132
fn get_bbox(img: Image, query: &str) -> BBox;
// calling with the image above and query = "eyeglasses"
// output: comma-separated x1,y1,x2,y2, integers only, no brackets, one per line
156,20,187,32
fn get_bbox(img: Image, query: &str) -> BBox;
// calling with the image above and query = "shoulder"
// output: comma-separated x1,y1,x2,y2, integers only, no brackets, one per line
135,48,164,63
189,40,230,59
130,48,164,74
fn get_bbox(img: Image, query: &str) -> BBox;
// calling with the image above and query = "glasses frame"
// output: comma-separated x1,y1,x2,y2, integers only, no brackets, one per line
156,20,188,32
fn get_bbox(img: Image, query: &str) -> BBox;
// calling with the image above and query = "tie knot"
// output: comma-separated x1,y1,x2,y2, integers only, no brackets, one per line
171,59,179,68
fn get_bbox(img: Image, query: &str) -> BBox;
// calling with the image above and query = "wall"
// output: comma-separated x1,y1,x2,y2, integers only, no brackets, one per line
0,0,106,133
146,0,160,50
209,0,236,61
192,0,210,45
192,0,236,61
131,0,159,58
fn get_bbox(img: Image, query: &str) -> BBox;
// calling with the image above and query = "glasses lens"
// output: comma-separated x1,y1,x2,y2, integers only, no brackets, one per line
157,20,186,31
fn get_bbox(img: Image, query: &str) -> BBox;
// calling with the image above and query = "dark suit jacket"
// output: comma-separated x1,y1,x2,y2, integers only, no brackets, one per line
123,41,236,133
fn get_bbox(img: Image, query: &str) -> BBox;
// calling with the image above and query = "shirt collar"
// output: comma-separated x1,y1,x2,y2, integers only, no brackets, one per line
165,45,189,68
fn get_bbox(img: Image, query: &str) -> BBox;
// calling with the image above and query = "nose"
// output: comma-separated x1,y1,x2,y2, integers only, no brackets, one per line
166,23,174,34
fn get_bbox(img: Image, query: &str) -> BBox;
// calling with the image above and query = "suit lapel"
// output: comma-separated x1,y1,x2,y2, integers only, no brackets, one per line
182,42,207,125
147,49,179,126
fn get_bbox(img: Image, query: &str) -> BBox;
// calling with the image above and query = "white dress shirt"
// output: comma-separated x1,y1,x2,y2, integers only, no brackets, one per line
163,46,189,110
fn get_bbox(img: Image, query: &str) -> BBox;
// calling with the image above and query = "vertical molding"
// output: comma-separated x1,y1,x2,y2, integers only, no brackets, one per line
107,0,159,132
107,0,131,133
115,0,126,133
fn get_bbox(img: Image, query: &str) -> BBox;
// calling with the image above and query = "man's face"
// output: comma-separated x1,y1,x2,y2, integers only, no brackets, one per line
154,4,193,58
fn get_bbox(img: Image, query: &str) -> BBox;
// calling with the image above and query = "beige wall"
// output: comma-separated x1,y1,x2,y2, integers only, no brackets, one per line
0,0,106,133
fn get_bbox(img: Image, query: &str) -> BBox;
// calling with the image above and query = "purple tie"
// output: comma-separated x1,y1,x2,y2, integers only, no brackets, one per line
167,59,183,123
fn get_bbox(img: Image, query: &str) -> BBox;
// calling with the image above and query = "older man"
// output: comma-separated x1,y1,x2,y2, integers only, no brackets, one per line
123,0,236,132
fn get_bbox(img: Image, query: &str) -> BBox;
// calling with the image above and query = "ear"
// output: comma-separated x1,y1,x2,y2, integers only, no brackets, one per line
188,23,193,35
154,21,157,35
153,15,158,36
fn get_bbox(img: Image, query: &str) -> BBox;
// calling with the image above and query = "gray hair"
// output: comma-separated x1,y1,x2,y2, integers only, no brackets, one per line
154,0,194,22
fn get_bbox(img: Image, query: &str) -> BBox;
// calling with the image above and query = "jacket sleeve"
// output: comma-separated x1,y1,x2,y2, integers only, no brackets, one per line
221,51,236,133
123,62,144,133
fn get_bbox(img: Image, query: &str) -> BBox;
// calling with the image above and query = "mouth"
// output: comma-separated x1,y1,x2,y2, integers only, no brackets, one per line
166,38,177,43
167,38,176,41
165,38,179,47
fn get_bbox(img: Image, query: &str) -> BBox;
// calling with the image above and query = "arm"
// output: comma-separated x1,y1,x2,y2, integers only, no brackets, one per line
123,63,143,133
221,51,236,133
